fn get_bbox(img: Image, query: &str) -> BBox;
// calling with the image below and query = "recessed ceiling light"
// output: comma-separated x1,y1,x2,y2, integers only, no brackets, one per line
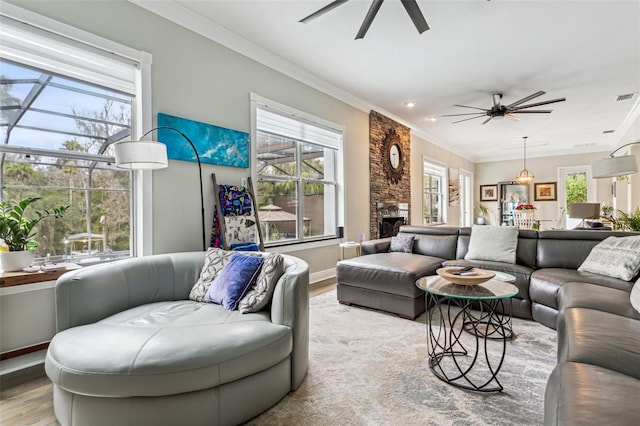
404,101,416,108
425,116,437,122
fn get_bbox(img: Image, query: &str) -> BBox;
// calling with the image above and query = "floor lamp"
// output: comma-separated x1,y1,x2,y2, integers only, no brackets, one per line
591,141,639,178
113,126,206,251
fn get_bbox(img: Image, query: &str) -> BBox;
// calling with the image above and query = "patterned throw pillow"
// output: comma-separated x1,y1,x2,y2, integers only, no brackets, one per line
204,253,264,310
189,248,234,301
238,252,285,314
578,236,640,281
390,235,415,253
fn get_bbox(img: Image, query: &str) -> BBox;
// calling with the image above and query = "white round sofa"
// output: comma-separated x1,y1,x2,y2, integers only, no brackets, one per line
45,252,309,426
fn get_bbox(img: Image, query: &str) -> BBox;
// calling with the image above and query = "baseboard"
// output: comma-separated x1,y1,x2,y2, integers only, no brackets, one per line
310,267,336,284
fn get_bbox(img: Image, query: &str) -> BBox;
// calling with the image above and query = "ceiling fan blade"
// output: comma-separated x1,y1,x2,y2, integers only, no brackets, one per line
506,114,521,121
453,104,489,112
452,115,486,124
400,0,429,34
505,91,545,109
299,0,349,23
482,117,493,125
509,97,566,111
509,110,553,114
355,0,384,39
442,112,485,117
492,93,502,108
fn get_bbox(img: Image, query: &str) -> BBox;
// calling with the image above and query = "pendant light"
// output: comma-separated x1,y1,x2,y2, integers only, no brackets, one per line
516,136,535,185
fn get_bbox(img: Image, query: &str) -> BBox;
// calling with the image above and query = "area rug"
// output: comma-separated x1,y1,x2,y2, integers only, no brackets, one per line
247,290,557,425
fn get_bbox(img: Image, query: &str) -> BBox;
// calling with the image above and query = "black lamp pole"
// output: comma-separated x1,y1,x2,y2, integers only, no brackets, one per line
141,126,206,251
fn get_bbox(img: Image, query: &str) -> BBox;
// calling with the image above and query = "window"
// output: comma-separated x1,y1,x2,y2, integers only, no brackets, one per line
253,97,342,246
558,165,597,229
423,160,446,224
0,9,148,264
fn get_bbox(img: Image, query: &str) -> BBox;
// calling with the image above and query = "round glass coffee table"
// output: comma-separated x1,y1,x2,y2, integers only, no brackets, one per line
415,274,518,392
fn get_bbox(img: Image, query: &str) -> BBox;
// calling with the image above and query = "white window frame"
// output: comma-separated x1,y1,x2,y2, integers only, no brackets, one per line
1,3,153,257
459,168,473,226
250,93,344,247
423,157,447,225
557,165,597,229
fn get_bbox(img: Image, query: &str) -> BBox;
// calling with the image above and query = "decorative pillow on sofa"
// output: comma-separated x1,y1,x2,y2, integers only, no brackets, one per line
238,252,285,313
631,278,640,314
578,236,640,281
464,225,518,264
204,253,264,310
189,248,234,302
390,235,415,253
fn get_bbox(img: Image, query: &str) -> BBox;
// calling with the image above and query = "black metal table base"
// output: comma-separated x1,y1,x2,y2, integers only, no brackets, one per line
427,294,512,392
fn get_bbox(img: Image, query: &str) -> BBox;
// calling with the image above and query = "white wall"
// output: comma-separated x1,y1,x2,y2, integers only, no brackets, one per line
410,134,475,227
475,151,621,226
7,0,373,277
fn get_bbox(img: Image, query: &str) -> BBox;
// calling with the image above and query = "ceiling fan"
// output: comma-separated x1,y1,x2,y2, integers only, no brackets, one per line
299,0,429,40
443,91,566,125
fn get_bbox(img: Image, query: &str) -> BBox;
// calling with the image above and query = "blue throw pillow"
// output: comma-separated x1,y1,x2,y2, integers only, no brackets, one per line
204,253,264,310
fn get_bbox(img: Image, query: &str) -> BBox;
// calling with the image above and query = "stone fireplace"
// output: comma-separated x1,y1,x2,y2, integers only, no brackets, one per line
369,111,411,238
377,202,408,238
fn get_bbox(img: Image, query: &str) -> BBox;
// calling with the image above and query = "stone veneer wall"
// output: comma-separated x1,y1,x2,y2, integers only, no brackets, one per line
369,111,411,238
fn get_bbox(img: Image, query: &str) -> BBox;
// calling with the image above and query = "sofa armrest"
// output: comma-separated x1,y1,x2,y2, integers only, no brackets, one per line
270,254,309,390
55,252,206,332
361,238,391,254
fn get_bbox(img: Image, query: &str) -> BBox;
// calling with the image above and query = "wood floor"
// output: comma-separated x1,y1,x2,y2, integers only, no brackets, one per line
0,280,337,426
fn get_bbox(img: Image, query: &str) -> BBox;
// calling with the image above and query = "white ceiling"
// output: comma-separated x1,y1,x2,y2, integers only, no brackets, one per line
132,0,640,162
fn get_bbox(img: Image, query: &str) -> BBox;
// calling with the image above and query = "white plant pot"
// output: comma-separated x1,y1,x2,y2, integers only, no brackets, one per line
477,217,486,225
0,250,35,272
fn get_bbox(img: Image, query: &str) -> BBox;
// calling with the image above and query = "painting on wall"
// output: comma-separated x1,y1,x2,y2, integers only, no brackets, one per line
534,182,557,201
480,185,498,201
157,113,249,168
448,168,460,207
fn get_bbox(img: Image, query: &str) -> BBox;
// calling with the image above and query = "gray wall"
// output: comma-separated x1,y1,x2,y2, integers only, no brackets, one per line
5,0,476,278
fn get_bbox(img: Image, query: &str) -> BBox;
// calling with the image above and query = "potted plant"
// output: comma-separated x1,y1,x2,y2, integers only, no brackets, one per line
0,197,69,271
476,203,489,225
610,208,640,231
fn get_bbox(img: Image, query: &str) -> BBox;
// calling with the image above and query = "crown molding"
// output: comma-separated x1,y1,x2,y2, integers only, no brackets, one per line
128,0,474,162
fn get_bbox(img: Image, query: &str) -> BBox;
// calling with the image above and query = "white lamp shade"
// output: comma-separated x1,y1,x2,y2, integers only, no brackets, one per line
114,140,168,170
592,155,638,178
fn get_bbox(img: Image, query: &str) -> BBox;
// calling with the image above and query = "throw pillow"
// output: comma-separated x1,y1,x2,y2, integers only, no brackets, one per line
189,248,234,302
631,278,640,314
238,252,285,313
390,235,415,253
204,253,264,310
464,225,518,264
578,236,640,281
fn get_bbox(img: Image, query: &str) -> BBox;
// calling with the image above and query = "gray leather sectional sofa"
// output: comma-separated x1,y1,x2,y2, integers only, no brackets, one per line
46,252,309,426
337,225,640,425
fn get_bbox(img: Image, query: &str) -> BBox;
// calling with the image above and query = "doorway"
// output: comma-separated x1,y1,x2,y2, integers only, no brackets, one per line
557,166,597,229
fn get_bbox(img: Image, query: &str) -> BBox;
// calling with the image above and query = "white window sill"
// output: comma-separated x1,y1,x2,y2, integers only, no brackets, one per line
265,238,341,254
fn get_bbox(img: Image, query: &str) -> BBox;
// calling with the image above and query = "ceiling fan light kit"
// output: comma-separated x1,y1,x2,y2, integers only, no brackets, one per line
300,0,429,40
516,136,535,185
443,91,566,125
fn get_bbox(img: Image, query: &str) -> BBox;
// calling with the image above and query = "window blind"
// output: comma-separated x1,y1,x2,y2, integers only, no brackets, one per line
256,107,342,150
424,161,446,176
0,15,137,94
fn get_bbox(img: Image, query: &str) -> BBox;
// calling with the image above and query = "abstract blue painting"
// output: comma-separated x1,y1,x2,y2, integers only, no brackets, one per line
157,113,249,168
